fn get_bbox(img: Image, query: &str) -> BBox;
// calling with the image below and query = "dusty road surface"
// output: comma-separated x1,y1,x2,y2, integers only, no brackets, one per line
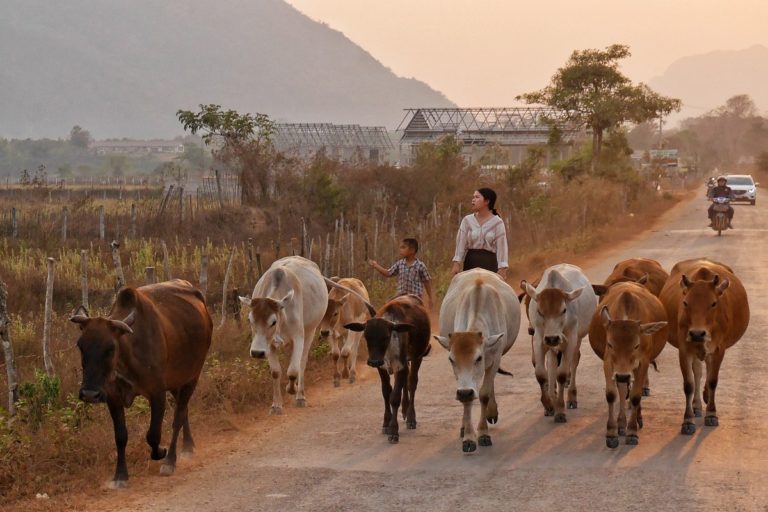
66,192,767,511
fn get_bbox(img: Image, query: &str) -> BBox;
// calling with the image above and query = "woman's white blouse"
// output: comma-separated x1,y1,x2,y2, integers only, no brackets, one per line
452,214,509,268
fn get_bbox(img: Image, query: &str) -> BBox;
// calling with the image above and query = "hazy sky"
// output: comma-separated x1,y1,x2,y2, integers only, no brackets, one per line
287,0,768,108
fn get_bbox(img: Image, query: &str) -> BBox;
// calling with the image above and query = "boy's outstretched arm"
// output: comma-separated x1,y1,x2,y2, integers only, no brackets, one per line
368,259,391,277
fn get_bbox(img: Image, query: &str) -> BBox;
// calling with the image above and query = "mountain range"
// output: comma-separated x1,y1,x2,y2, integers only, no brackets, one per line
0,0,454,139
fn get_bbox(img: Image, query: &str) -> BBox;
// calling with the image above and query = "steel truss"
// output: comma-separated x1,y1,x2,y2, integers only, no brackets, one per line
273,123,394,151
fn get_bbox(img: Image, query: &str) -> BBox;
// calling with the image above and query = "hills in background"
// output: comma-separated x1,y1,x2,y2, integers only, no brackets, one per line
0,0,454,139
649,44,768,122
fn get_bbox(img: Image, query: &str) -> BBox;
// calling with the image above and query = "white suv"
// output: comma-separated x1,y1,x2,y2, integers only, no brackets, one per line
725,174,758,205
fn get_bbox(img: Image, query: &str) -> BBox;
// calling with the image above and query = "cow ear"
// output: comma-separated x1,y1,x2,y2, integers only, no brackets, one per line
344,322,366,332
521,280,537,300
393,323,415,332
640,321,667,335
680,275,692,289
434,335,450,350
278,290,294,309
486,333,504,348
108,319,133,336
716,278,730,295
600,306,612,327
239,296,252,307
565,286,584,302
592,284,608,296
74,305,89,318
637,273,649,285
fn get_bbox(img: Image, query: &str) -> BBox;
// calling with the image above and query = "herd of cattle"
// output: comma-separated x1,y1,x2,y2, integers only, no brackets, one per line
70,255,750,487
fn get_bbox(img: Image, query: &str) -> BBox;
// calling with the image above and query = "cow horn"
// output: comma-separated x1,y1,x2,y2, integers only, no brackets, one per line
122,309,136,326
109,319,133,335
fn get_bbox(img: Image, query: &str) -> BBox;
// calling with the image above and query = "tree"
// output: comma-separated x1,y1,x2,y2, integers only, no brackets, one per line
518,44,681,170
69,126,92,149
177,104,276,205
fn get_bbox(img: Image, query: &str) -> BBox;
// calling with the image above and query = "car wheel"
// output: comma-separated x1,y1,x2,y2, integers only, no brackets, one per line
750,200,756,206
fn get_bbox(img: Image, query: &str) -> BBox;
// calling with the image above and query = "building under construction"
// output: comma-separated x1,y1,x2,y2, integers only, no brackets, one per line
273,123,394,164
397,107,581,167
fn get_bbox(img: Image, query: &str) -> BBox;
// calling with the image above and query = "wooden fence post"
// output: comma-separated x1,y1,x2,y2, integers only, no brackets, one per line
131,203,137,238
61,206,68,241
110,240,126,291
215,170,225,210
80,250,89,310
199,250,209,296
324,233,331,276
99,205,105,240
11,207,17,239
42,257,55,376
161,240,171,280
219,247,235,328
0,281,19,415
300,217,307,257
145,266,156,285
247,238,255,289
179,187,186,223
255,252,263,279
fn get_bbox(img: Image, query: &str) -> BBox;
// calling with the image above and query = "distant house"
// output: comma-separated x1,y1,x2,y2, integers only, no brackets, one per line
90,140,185,156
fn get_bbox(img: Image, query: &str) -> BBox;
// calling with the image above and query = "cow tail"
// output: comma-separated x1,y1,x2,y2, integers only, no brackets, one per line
651,360,659,372
422,343,432,358
497,367,514,377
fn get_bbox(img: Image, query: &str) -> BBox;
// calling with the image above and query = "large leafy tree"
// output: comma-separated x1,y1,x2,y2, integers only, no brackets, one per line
518,44,681,169
177,104,276,204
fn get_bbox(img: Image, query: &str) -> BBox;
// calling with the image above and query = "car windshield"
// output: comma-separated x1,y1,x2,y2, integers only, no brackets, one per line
726,176,754,186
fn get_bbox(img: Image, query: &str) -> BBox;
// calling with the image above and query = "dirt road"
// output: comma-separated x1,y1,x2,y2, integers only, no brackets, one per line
69,193,768,511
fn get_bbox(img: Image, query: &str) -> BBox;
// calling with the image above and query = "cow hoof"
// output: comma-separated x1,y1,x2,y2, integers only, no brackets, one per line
606,436,619,449
626,435,639,446
348,375,356,384
462,440,477,453
459,427,465,438
487,414,498,425
108,479,129,490
642,387,651,397
618,427,626,437
544,408,555,417
406,420,417,430
269,406,283,416
478,435,492,447
567,401,578,409
159,463,175,476
180,449,194,460
388,433,399,444
554,413,567,423
693,408,702,418
704,416,719,427
295,398,307,408
151,447,167,461
333,378,340,388
681,423,696,435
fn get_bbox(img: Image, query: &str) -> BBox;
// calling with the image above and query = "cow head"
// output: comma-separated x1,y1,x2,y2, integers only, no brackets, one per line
318,294,349,338
344,318,414,372
600,307,666,384
70,305,134,404
522,280,584,347
239,290,294,358
679,274,729,353
434,331,504,402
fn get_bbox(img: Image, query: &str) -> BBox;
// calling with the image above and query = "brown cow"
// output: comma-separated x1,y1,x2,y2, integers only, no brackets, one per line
659,258,749,435
596,258,669,297
588,282,667,448
71,280,212,487
345,295,431,444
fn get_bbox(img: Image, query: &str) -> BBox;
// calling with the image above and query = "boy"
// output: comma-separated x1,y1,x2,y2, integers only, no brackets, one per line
368,238,434,310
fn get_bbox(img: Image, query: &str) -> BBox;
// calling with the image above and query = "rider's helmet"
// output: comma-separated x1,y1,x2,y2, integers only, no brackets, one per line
716,175,727,184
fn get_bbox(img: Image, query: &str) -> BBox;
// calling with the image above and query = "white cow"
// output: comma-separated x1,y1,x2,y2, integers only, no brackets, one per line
522,263,597,423
240,256,328,414
435,269,521,453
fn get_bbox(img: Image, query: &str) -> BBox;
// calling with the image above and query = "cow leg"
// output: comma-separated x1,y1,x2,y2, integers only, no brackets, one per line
161,381,197,476
554,346,570,423
604,368,620,449
331,332,342,387
679,348,697,435
107,399,129,487
346,330,363,383
294,327,314,407
388,368,407,443
285,333,305,397
626,363,647,445
704,350,724,427
461,398,477,453
477,365,497,447
617,381,628,436
267,345,283,415
146,391,167,461
377,368,393,434
567,339,582,409
486,371,499,425
535,343,554,416
405,358,421,429
692,357,704,417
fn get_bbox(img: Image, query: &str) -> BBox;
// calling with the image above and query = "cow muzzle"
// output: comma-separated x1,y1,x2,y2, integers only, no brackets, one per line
367,358,384,368
687,330,707,343
614,374,631,384
79,388,104,403
544,335,561,347
456,388,475,402
250,349,266,359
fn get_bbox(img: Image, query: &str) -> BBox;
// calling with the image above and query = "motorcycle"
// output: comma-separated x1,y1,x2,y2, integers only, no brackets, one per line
710,196,731,236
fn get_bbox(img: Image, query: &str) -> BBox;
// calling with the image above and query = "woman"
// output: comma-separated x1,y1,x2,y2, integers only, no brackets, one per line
451,188,509,279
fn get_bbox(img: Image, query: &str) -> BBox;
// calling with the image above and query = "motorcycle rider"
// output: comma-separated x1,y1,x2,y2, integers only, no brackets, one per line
708,175,734,228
